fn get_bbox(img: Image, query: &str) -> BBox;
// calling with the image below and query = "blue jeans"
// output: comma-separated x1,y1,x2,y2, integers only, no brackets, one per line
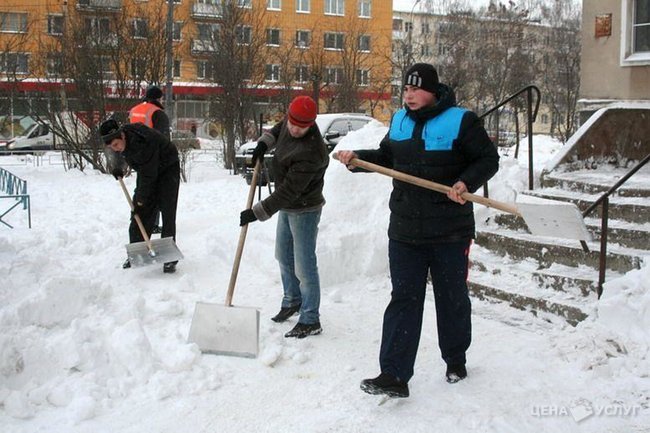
275,209,322,324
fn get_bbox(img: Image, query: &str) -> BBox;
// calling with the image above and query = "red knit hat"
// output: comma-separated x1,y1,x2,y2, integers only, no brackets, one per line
287,96,317,128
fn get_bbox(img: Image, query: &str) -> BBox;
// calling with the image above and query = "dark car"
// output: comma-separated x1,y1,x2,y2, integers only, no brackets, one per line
235,113,377,185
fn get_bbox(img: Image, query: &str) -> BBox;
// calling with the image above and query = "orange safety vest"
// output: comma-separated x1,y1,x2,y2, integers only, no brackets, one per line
128,102,161,128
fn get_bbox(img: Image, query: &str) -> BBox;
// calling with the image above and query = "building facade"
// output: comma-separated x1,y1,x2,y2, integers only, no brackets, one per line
579,0,650,121
0,0,394,134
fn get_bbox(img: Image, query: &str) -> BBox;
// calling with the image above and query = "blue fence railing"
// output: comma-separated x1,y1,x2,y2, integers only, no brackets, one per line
0,167,32,228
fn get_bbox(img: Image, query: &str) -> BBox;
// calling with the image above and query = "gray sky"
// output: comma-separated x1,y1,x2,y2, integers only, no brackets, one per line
393,0,491,13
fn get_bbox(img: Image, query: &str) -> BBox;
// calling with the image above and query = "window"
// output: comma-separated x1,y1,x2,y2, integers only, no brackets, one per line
356,69,369,86
296,0,310,13
237,25,252,44
358,35,370,52
295,30,310,47
238,0,252,7
85,17,111,39
265,64,280,81
132,19,148,38
97,56,112,77
0,13,27,33
358,0,371,18
197,60,213,80
541,114,549,124
267,28,280,46
0,53,29,74
47,15,64,35
173,59,181,78
405,22,413,33
324,32,344,50
325,66,343,84
325,0,344,15
46,53,63,76
267,0,281,9
421,22,430,34
131,59,146,79
421,44,432,56
295,65,309,82
173,21,182,41
197,23,219,40
621,0,650,65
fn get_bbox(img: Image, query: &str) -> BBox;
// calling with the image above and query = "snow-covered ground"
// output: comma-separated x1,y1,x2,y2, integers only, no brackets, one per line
1,125,648,433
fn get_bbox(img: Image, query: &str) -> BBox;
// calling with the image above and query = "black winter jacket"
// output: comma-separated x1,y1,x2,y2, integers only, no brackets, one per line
121,123,179,206
355,84,499,244
252,119,329,221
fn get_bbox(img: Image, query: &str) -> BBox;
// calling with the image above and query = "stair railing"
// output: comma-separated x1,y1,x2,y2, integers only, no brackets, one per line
479,85,541,192
580,152,650,299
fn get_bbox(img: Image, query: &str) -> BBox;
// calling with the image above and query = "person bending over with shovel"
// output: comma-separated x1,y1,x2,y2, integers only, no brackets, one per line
100,118,181,274
239,95,329,339
337,63,499,398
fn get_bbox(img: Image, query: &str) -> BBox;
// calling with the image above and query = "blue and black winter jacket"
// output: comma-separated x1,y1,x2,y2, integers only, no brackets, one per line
355,84,499,244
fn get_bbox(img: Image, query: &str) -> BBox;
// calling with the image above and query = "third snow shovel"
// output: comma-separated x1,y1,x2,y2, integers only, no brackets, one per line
117,177,184,267
335,154,591,241
187,162,261,358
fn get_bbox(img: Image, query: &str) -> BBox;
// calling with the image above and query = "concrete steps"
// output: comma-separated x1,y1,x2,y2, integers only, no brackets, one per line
468,166,649,326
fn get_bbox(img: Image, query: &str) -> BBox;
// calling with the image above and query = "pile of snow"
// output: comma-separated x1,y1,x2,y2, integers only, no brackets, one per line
0,125,648,432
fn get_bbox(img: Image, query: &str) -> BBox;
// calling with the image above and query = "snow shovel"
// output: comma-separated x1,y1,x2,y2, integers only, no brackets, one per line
335,154,591,241
117,177,184,267
187,162,261,358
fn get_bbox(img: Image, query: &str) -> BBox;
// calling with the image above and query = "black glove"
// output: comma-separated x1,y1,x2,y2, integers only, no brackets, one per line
132,200,145,217
250,142,268,167
111,167,124,180
240,209,257,226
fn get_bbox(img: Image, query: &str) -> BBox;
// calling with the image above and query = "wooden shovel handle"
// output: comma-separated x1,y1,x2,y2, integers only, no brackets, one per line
117,177,156,255
225,161,261,306
335,154,521,217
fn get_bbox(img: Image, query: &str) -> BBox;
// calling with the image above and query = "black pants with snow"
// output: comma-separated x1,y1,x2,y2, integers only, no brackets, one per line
129,161,180,246
379,239,472,383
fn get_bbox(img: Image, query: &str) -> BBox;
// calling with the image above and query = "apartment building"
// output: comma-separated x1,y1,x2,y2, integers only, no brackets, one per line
391,6,579,139
0,0,394,131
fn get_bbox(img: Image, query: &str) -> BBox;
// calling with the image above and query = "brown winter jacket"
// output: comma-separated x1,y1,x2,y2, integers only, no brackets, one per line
252,119,329,221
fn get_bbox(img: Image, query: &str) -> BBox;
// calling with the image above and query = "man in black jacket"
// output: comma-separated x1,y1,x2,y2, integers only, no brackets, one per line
337,63,499,398
239,95,329,339
100,118,180,273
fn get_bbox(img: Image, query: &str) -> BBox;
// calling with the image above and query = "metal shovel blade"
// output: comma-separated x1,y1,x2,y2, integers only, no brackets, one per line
517,201,592,241
125,237,184,267
188,302,260,358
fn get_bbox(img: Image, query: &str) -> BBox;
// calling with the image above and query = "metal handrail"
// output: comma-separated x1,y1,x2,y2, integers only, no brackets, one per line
580,152,650,299
479,85,541,191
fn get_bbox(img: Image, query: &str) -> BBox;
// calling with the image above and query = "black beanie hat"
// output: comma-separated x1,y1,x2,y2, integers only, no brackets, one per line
404,63,439,94
99,118,122,144
145,85,163,100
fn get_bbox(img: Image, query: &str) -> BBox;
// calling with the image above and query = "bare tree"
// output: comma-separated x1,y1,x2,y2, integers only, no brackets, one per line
198,1,269,170
538,1,581,142
0,13,31,136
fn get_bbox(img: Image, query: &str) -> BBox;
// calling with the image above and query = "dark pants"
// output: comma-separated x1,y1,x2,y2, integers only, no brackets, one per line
379,239,472,383
129,161,180,245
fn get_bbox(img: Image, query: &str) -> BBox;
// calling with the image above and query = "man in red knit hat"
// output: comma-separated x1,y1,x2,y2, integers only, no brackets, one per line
239,95,329,339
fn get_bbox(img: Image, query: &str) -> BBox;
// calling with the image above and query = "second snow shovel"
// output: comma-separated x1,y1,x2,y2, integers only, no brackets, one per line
117,177,184,267
336,154,591,241
187,162,261,358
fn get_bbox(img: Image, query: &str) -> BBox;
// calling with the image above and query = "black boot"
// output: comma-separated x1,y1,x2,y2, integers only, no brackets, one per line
445,363,467,383
163,262,177,273
360,373,409,398
271,303,301,323
284,322,322,339
122,258,131,269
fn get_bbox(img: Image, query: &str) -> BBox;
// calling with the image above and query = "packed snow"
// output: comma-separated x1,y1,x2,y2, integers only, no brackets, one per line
1,124,648,433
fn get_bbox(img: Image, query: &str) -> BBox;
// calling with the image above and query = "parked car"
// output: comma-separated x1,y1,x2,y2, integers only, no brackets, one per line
235,112,377,185
5,123,55,152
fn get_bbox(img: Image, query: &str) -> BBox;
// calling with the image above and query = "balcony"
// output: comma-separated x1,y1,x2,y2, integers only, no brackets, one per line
191,2,223,19
191,38,218,54
76,0,122,12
